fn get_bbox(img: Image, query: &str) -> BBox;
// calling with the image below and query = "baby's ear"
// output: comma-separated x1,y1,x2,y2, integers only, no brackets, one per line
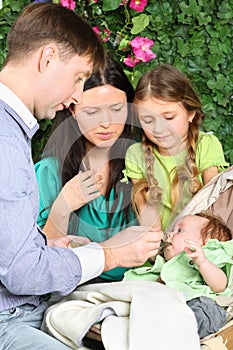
203,236,210,245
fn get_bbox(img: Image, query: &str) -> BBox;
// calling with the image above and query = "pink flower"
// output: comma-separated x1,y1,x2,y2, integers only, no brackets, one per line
92,26,101,35
131,36,156,62
129,0,148,12
103,28,111,42
60,0,76,10
123,55,141,67
120,0,129,5
93,26,110,42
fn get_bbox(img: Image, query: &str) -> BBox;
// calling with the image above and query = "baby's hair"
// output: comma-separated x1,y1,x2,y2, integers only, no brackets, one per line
133,64,205,213
196,212,232,242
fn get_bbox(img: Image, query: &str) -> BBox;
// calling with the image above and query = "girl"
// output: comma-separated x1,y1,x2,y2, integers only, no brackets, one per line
35,57,138,281
123,65,228,231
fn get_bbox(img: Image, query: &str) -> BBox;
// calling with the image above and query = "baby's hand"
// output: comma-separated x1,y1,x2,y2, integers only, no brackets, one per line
184,239,207,267
60,169,103,213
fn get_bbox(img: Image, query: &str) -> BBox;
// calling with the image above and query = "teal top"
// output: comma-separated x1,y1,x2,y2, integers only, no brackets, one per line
124,239,233,301
35,156,138,281
122,131,229,231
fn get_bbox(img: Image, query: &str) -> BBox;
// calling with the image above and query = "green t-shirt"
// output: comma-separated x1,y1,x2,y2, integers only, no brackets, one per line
35,157,138,281
124,239,233,301
122,131,228,231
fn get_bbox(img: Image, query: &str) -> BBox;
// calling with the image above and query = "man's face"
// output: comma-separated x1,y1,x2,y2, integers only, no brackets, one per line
34,53,93,120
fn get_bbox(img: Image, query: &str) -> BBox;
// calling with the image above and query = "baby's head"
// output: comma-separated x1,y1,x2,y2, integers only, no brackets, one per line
164,212,232,260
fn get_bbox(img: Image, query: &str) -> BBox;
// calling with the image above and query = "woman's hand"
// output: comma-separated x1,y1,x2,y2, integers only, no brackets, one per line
57,169,104,215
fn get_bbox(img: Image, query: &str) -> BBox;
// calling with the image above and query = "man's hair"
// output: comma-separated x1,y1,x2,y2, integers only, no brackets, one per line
196,212,232,242
3,2,105,70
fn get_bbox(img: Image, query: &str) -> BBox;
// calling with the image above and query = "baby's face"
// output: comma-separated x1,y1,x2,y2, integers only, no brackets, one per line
164,215,209,260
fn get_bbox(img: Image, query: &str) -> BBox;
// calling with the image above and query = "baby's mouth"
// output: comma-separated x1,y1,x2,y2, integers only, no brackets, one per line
159,240,172,253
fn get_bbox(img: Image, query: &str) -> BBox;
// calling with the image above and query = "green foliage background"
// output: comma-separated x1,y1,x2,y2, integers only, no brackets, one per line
0,0,232,164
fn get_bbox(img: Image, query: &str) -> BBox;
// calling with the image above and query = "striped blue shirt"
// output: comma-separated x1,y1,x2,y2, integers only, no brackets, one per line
0,83,104,312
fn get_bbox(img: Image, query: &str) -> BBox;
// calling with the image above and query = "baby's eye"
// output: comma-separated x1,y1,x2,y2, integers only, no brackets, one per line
176,228,184,233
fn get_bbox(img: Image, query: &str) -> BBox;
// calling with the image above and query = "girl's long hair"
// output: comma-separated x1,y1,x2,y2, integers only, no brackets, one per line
132,64,204,217
42,57,135,227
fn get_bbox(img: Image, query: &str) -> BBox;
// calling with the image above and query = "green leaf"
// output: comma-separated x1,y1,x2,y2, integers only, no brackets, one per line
208,54,225,71
131,14,150,35
118,37,130,51
102,0,121,11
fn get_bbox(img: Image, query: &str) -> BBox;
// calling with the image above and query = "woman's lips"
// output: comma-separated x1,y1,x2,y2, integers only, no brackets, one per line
96,132,114,140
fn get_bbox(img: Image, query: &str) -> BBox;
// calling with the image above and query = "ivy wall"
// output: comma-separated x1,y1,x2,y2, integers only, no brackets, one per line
0,0,232,164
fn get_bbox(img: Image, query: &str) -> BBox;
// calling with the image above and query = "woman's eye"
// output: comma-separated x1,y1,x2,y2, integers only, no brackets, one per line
112,107,122,112
141,118,153,124
82,109,98,115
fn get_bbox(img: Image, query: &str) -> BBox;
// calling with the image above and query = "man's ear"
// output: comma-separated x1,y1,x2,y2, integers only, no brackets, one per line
39,44,58,73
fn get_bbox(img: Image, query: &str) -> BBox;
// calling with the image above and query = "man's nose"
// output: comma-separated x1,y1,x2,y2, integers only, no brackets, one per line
72,83,84,105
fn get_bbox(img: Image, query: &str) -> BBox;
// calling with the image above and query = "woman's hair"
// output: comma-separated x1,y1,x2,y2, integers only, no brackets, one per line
132,64,205,216
42,57,135,229
196,212,232,242
3,2,105,71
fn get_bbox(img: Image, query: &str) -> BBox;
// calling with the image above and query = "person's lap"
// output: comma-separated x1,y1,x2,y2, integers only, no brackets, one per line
0,302,71,350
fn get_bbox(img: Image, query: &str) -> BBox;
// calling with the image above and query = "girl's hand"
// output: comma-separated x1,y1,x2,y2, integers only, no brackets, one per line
59,169,104,214
184,239,207,267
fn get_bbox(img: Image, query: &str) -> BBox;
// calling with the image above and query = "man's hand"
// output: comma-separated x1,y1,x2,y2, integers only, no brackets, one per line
100,226,163,271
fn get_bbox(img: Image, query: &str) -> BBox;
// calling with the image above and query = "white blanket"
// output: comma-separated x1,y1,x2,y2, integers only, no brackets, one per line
44,280,200,350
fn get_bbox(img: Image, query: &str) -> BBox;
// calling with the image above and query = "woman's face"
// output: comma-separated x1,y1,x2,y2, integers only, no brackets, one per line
71,84,127,149
135,97,195,156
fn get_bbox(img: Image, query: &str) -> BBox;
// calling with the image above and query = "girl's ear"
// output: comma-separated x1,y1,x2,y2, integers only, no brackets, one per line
188,111,196,123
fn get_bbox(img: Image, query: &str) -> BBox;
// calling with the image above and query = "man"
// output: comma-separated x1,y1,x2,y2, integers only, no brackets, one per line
0,3,162,349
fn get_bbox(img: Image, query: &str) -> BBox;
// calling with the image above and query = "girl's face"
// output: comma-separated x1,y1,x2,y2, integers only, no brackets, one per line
164,215,208,260
135,97,195,156
71,84,127,149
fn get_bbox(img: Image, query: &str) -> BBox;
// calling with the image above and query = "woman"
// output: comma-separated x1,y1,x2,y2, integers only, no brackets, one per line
35,57,138,281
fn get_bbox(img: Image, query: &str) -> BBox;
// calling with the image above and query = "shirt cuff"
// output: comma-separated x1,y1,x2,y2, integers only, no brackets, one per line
71,242,105,285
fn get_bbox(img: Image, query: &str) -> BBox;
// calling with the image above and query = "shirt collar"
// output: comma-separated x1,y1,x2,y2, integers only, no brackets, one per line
0,82,38,130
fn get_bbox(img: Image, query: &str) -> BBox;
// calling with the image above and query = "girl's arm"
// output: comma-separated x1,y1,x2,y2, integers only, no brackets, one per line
43,170,103,239
131,178,161,228
185,239,227,293
202,166,219,185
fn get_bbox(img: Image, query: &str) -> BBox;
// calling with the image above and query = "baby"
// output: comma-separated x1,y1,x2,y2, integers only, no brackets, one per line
125,212,233,338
